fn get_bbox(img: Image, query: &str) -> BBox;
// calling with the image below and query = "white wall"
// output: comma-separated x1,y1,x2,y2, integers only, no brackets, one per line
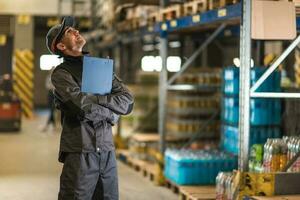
0,0,90,16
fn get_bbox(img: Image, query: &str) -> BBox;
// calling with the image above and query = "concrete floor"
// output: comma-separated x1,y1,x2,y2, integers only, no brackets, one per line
0,112,178,200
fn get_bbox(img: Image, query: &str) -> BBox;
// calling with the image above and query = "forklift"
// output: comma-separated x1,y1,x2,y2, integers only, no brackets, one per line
0,74,21,132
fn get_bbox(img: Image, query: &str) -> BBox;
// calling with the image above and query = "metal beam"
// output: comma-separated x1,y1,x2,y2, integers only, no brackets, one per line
251,35,300,93
251,92,300,98
158,0,168,154
239,0,251,171
159,37,168,154
167,23,226,85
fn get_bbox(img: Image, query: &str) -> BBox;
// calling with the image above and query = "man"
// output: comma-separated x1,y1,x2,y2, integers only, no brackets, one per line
46,16,134,200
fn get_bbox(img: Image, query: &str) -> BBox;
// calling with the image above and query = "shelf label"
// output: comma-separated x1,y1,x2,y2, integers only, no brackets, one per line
218,9,227,17
161,23,168,31
192,15,201,23
170,20,177,27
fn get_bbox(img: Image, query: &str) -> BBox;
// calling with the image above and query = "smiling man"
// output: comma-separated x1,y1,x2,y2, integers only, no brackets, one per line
46,17,134,200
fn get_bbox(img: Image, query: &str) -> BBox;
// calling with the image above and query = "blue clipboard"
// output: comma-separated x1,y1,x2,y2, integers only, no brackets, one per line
81,56,113,95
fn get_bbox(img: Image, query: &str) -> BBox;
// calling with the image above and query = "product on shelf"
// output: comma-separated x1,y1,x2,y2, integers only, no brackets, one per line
222,66,282,156
249,144,264,172
248,136,300,173
222,125,281,155
167,68,221,140
216,172,235,200
164,149,237,185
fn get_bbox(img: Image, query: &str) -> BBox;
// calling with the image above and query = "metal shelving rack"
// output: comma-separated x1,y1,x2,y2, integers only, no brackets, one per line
157,0,242,161
239,0,300,171
157,0,300,171
88,0,300,171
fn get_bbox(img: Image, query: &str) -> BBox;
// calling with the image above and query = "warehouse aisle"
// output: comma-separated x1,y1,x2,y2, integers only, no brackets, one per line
0,112,177,200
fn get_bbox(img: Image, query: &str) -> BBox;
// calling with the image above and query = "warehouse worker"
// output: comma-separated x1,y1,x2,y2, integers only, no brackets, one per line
46,16,134,200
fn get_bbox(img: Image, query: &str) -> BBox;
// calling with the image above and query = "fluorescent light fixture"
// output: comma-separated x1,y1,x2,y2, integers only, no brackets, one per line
167,56,181,72
40,54,63,70
141,56,181,72
141,56,155,71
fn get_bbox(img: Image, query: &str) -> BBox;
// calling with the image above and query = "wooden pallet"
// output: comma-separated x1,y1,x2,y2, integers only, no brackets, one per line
116,149,162,184
183,0,208,16
179,186,216,200
141,162,159,182
161,4,183,21
208,0,239,10
165,178,180,194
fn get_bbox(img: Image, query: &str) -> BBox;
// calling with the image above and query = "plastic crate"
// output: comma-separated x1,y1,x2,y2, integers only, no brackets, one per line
164,149,237,185
222,125,282,155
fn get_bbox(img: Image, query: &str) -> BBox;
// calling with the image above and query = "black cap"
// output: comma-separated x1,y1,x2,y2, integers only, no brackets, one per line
46,16,75,55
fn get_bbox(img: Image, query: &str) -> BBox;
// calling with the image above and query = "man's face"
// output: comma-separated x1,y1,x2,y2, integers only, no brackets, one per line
57,27,86,52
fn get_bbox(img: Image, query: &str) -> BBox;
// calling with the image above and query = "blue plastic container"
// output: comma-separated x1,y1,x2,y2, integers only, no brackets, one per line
222,125,281,155
223,67,281,95
164,149,238,185
222,96,282,126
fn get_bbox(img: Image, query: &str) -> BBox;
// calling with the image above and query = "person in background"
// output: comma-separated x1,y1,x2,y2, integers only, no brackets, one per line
42,67,56,132
46,16,134,200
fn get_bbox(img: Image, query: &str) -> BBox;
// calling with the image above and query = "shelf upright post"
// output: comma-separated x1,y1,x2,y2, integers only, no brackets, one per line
239,0,251,171
159,0,168,154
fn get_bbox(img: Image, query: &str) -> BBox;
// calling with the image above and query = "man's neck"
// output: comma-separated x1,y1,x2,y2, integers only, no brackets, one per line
65,50,83,57
64,46,84,57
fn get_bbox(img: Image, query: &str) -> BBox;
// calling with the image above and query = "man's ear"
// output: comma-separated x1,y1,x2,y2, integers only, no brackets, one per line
56,42,65,51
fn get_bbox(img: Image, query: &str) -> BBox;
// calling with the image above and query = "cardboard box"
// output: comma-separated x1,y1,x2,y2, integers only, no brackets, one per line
237,172,300,199
251,0,296,40
251,195,300,200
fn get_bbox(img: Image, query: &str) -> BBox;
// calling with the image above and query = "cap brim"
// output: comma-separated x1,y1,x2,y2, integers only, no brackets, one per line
57,16,75,38
62,16,75,30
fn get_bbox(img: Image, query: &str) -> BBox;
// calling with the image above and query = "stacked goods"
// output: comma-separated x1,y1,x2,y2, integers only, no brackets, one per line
116,5,159,31
164,149,237,185
161,4,183,21
166,68,221,139
222,66,282,155
183,0,208,16
128,133,218,162
208,0,240,10
223,126,281,155
294,49,300,86
248,136,300,173
217,171,300,199
263,136,300,173
249,144,264,173
216,172,235,200
126,5,159,27
121,71,158,134
98,0,115,29
294,0,300,15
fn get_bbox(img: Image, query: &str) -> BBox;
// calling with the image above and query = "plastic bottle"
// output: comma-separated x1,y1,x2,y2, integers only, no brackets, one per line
294,140,300,172
291,138,299,172
263,139,272,172
279,139,288,171
271,139,281,172
216,172,225,200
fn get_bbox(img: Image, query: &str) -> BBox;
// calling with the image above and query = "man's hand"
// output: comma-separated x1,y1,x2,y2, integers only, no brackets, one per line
110,113,120,126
